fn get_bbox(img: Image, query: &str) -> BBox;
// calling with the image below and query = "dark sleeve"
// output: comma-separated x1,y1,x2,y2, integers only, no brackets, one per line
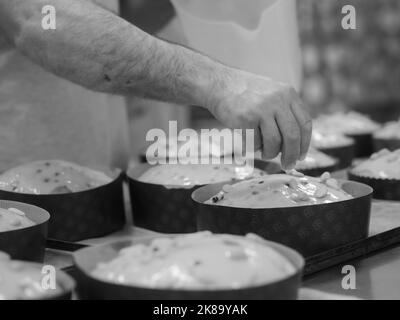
119,0,175,34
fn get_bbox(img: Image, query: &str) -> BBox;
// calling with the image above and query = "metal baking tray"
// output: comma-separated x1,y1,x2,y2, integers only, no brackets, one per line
46,201,400,278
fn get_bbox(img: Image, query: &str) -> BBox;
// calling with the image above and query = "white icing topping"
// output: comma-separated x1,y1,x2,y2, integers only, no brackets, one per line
0,160,112,194
374,119,400,139
206,172,352,208
91,232,296,290
138,164,266,186
0,253,63,299
311,130,354,149
352,149,400,179
0,208,35,232
314,112,380,135
272,148,337,170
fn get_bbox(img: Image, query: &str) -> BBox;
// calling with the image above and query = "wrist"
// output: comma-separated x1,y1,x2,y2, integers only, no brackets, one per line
204,65,236,113
185,52,237,112
204,66,252,114
167,42,240,111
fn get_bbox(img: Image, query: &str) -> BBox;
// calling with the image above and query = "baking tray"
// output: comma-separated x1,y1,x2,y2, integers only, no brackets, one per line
53,227,400,281
304,226,400,275
48,201,400,280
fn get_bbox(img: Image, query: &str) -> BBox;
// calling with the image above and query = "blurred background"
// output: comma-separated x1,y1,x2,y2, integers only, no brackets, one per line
124,0,400,157
298,0,400,120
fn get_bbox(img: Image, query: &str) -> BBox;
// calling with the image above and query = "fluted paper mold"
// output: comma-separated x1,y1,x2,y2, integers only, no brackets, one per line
347,133,374,158
73,236,304,300
127,162,280,233
349,171,400,201
0,170,125,242
0,200,49,262
317,143,355,169
373,138,400,152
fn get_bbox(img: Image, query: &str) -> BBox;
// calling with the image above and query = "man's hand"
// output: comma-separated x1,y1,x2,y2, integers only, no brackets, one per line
207,69,312,170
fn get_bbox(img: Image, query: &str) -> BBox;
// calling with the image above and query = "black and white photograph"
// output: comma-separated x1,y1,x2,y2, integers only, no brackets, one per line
0,0,399,307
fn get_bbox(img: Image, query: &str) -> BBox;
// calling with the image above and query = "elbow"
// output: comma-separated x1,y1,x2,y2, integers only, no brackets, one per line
2,1,42,48
12,17,43,59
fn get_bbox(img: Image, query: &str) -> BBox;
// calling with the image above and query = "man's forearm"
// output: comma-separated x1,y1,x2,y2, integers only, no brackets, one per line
0,0,230,107
0,0,312,167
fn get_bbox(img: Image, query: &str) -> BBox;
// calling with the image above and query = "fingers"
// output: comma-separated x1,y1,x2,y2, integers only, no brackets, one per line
260,119,281,160
237,127,261,158
290,93,312,160
252,127,263,154
276,109,301,170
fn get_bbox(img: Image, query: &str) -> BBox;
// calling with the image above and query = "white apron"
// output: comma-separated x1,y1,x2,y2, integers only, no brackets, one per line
171,0,302,89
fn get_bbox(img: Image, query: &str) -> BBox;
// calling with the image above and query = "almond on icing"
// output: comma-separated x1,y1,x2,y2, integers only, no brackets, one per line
0,208,35,232
205,173,352,209
138,163,265,186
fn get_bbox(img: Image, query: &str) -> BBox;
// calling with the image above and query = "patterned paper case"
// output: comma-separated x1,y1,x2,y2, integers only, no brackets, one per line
311,130,355,169
313,112,380,158
373,120,400,152
73,235,304,300
0,200,49,262
192,176,372,257
0,162,125,242
349,149,400,200
127,162,275,233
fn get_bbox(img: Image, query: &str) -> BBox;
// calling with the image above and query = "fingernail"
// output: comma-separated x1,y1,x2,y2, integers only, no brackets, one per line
283,162,296,171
